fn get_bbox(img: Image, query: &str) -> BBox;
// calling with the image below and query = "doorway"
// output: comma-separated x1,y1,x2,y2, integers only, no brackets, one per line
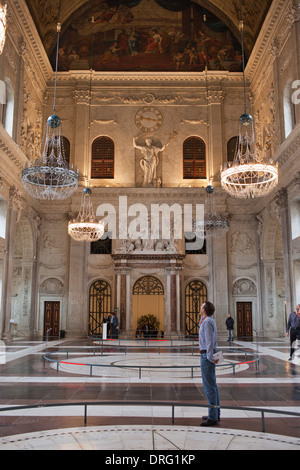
89,280,112,336
132,276,164,334
44,301,60,337
236,302,253,337
185,280,207,336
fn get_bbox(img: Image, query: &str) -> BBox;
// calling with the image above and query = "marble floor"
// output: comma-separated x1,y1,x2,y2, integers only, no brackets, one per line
0,335,299,450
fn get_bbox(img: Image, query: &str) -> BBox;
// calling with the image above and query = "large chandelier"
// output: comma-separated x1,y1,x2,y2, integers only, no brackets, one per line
68,67,104,242
220,10,278,199
68,187,104,242
194,185,228,239
0,3,7,55
22,4,79,200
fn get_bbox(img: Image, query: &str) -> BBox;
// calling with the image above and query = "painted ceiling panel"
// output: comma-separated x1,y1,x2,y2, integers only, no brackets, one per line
25,0,272,72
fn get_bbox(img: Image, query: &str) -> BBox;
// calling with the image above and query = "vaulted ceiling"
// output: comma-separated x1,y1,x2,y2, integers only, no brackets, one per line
25,0,273,71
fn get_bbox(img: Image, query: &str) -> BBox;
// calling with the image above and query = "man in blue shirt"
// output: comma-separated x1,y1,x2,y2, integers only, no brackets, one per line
286,304,300,360
199,301,220,426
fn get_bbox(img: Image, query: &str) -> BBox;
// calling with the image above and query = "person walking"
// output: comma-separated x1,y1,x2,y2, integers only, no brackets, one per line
225,314,234,342
286,304,300,360
199,301,220,427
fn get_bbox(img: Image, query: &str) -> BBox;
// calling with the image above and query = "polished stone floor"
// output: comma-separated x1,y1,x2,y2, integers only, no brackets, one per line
0,335,299,450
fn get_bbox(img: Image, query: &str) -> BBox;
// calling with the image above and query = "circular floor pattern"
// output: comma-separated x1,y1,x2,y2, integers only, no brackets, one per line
52,353,249,378
0,425,298,450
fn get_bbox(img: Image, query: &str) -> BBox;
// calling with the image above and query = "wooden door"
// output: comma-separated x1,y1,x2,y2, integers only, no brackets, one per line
44,301,60,337
236,302,252,337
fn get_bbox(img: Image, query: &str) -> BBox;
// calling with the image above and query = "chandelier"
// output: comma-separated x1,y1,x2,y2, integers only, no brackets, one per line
68,68,104,242
220,9,278,199
194,185,228,239
0,3,7,55
194,51,228,240
68,187,104,242
22,3,79,200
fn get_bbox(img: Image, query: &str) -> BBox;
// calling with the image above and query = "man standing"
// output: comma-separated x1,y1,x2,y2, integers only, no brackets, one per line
110,312,119,339
225,314,234,342
199,301,220,427
286,304,300,360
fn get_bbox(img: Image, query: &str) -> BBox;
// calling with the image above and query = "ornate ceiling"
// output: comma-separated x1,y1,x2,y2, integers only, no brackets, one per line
24,0,273,72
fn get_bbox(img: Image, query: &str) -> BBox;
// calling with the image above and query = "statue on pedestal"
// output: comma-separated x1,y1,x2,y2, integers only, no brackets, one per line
133,132,177,186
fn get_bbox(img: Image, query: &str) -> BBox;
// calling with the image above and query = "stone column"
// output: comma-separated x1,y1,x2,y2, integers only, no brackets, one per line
211,234,229,331
73,89,90,181
67,237,87,336
0,188,24,339
166,265,182,334
114,266,130,332
208,90,225,177
275,189,294,314
29,215,42,335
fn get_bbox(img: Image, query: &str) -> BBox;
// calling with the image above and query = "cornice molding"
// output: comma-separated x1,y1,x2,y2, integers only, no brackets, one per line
246,0,296,84
10,0,53,83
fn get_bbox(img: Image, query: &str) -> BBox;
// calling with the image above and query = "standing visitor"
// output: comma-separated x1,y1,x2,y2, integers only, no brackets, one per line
286,304,300,360
225,314,234,341
199,301,220,426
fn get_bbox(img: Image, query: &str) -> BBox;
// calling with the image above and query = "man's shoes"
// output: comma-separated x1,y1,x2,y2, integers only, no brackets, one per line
201,418,218,427
202,415,220,422
288,357,292,361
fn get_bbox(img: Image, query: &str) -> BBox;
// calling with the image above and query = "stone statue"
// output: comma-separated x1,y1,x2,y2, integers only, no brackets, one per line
133,132,177,186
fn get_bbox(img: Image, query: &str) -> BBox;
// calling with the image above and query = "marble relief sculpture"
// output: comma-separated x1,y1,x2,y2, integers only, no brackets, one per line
118,237,179,254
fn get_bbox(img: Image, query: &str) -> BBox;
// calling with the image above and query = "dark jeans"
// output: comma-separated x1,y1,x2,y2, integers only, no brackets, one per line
290,328,300,357
200,353,220,421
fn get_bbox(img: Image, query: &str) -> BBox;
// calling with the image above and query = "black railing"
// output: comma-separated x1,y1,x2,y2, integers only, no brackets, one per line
0,400,299,434
43,346,260,378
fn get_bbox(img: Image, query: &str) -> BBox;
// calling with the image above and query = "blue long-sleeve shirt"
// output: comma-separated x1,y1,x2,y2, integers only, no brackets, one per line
287,312,300,332
199,316,218,363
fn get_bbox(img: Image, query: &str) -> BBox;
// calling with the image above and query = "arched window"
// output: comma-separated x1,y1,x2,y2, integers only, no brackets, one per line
0,80,5,123
227,136,238,162
91,136,114,179
61,136,70,163
283,80,296,138
183,136,206,179
3,78,14,137
133,276,164,295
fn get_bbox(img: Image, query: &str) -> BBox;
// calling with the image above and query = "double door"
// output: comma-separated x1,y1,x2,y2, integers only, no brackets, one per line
44,301,60,337
236,302,253,337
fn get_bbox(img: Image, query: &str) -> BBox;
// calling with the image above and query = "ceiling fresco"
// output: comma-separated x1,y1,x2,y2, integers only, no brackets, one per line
25,0,273,73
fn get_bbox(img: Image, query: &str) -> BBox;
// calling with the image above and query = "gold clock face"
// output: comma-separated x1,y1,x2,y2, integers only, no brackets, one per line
134,107,163,133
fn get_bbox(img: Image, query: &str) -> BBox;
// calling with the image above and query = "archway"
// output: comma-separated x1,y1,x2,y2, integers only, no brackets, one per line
185,280,207,336
132,276,164,335
89,280,112,336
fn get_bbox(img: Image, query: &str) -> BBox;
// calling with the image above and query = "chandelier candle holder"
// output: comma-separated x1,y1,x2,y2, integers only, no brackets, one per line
220,10,278,199
22,4,79,200
0,3,7,55
68,187,104,242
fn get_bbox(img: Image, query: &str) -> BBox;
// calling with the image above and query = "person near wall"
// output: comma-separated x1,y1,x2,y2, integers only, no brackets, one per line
286,304,300,360
103,313,111,337
199,301,220,426
225,314,234,342
110,312,119,339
